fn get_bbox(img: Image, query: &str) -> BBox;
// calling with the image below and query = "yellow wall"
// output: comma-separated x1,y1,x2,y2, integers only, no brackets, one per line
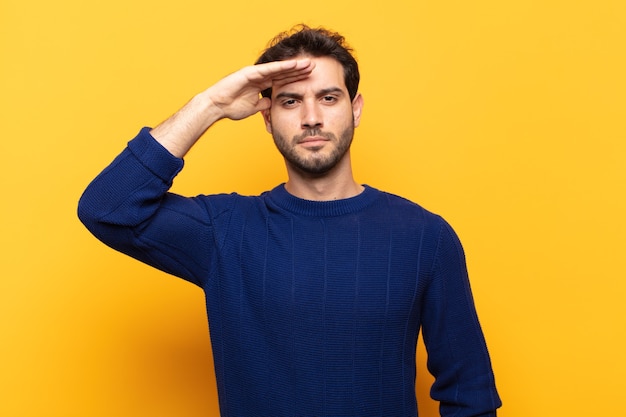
2,0,625,415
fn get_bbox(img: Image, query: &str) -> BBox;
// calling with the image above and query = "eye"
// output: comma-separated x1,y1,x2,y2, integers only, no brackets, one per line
321,95,338,104
281,99,299,108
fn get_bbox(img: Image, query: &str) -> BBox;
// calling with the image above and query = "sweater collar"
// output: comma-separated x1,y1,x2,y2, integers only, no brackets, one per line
266,184,379,217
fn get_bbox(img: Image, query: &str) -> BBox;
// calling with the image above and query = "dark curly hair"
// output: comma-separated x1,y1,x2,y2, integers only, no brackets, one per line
255,25,360,100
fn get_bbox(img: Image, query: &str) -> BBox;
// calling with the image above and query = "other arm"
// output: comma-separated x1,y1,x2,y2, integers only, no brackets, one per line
421,219,502,416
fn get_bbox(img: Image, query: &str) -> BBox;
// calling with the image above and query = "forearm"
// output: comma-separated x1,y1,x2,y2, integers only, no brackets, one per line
150,89,224,158
77,59,315,281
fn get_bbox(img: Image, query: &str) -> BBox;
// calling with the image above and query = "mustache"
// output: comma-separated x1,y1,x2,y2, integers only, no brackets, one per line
293,128,336,142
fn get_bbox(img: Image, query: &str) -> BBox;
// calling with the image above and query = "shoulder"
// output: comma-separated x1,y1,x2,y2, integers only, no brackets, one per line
372,187,444,225
364,187,456,248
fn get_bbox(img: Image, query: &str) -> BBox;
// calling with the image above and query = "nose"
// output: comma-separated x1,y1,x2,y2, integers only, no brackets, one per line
301,100,323,129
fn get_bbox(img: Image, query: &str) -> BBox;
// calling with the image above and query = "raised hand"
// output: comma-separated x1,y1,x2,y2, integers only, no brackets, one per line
207,59,315,121
150,59,315,158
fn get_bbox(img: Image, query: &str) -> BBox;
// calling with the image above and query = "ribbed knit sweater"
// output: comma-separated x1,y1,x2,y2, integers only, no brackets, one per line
78,128,501,416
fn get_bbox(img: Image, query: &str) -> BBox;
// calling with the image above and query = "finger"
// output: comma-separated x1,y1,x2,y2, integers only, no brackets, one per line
266,65,316,89
272,72,313,88
270,67,314,82
253,58,315,80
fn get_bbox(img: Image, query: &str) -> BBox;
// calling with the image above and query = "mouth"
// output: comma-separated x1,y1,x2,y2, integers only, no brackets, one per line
297,136,329,148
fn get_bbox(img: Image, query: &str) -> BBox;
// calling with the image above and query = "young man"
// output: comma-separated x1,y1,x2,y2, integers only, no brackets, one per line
78,26,501,416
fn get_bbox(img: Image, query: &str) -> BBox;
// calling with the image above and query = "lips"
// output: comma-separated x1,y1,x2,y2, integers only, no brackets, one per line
297,136,329,149
299,136,329,143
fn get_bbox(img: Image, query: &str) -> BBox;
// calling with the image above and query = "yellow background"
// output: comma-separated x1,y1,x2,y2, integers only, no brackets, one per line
2,0,625,415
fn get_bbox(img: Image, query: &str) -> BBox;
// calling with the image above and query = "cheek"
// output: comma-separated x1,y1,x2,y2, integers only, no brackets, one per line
270,112,299,132
328,109,354,129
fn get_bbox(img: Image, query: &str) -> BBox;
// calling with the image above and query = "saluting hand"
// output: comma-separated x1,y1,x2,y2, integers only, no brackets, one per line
207,58,315,121
150,59,315,158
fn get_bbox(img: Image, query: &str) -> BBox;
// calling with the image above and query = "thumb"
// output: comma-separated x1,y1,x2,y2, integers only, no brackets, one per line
255,97,272,112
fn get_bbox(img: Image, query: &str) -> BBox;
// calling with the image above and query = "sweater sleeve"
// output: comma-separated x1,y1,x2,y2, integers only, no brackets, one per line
77,127,215,287
420,218,501,416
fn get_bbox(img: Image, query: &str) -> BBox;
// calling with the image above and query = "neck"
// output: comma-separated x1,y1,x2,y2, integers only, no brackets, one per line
283,154,363,201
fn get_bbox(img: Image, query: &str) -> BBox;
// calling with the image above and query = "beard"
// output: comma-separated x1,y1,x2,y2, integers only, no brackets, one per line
271,123,355,176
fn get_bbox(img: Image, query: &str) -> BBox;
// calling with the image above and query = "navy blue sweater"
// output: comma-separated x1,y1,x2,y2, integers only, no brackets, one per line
78,128,501,416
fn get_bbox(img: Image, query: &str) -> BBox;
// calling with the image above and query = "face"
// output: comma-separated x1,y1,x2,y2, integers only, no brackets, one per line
263,56,363,176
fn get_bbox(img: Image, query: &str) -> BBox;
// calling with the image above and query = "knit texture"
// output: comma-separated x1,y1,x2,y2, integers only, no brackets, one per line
78,127,501,416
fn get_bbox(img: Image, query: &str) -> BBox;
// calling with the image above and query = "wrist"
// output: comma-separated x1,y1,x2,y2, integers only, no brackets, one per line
192,90,225,129
150,91,223,158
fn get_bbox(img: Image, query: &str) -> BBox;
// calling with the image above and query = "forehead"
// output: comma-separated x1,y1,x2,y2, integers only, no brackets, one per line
273,56,347,96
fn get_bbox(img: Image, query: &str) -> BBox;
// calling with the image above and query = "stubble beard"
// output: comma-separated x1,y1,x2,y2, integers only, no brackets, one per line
272,124,355,176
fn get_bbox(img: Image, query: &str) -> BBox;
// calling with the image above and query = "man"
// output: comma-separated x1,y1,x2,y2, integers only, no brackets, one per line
78,25,501,416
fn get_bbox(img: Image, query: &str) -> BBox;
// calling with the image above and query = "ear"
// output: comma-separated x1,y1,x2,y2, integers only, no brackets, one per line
261,109,272,134
352,93,364,128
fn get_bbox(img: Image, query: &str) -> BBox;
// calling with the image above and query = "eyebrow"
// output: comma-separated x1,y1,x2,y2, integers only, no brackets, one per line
275,87,345,101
